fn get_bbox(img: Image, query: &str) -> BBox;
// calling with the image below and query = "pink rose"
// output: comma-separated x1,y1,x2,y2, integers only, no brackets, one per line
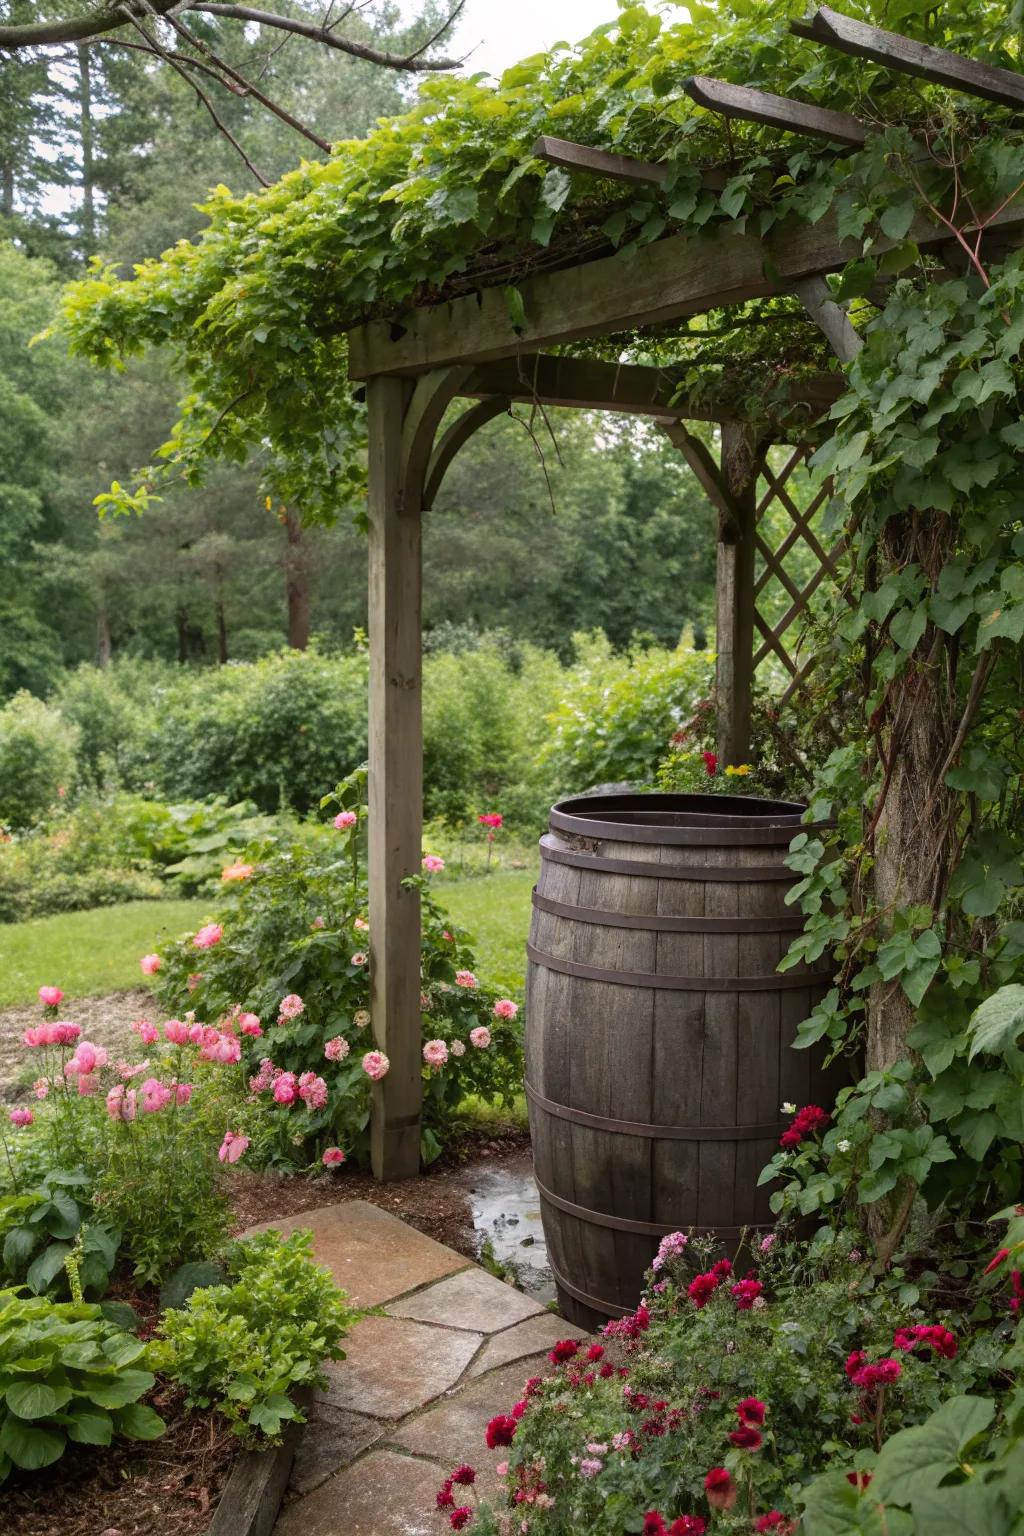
469,1027,491,1050
139,953,161,975
324,1036,350,1062
334,810,357,830
362,1050,390,1081
193,923,223,950
322,1146,346,1166
9,1107,33,1127
218,1131,250,1164
455,971,478,989
38,986,64,1008
298,1071,329,1110
238,1012,262,1036
273,1072,299,1105
278,993,305,1021
493,999,519,1020
164,1019,189,1045
422,854,445,873
423,1039,449,1068
202,1032,241,1064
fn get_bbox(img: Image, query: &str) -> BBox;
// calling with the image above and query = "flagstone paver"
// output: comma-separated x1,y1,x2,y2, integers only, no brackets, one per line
266,1199,599,1536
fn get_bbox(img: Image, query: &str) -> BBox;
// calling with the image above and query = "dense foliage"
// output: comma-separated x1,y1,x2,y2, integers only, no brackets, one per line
152,1229,358,1441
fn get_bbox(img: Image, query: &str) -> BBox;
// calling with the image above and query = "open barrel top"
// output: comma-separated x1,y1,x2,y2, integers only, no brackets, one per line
550,792,819,846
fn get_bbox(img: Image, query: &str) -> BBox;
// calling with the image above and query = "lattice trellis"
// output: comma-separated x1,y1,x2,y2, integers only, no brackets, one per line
751,444,844,705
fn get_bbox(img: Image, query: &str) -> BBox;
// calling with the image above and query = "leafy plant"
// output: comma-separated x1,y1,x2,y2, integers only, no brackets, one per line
0,1169,119,1300
0,1287,163,1484
0,692,78,832
152,1229,357,1441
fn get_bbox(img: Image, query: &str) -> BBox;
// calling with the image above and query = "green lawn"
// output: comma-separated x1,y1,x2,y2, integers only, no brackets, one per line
0,900,207,1008
0,870,535,1008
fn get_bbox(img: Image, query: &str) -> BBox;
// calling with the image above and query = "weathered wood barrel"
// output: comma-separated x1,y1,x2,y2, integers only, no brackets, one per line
525,791,840,1330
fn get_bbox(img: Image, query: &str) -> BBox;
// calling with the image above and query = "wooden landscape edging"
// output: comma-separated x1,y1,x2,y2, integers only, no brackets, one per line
206,1389,312,1536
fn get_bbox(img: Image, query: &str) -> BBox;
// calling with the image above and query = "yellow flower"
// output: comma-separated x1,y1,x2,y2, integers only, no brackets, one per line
724,763,751,776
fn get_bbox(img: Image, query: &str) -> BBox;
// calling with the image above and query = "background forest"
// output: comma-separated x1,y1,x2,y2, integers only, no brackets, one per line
0,0,716,697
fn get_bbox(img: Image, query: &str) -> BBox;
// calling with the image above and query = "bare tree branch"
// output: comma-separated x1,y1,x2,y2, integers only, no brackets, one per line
0,1,178,49
195,2,466,71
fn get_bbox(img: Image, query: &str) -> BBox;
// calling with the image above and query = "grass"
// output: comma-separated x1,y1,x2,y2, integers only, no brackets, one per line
0,900,207,1008
0,868,535,1009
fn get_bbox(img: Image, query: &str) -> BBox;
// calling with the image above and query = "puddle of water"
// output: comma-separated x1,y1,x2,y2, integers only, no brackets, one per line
468,1159,555,1303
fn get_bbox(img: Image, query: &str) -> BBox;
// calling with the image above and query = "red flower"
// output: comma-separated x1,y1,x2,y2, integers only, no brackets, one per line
893,1324,957,1359
450,1465,475,1485
780,1104,831,1148
450,1509,473,1531
687,1272,720,1308
702,751,718,776
846,1471,873,1491
736,1397,767,1426
669,1520,706,1535
710,1258,732,1279
1011,1270,1024,1315
984,1247,1010,1275
844,1350,867,1381
548,1338,580,1365
850,1356,902,1390
728,1426,763,1450
524,1376,543,1397
485,1415,517,1448
755,1515,795,1533
731,1278,763,1310
779,1129,803,1149
587,1343,605,1362
436,1482,455,1508
704,1468,737,1511
642,1515,667,1536
478,813,503,829
599,1362,615,1378
511,1399,527,1419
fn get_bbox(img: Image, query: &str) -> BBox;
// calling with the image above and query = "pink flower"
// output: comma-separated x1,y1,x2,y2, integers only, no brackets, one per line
324,1036,350,1062
175,1083,193,1105
106,1084,137,1121
351,952,368,967
66,1041,108,1076
652,1232,688,1271
451,1039,466,1057
759,1233,777,1253
298,1071,329,1110
9,1107,33,1127
202,1031,241,1064
76,1074,98,1097
140,1077,172,1113
278,993,305,1021
495,1461,509,1478
731,1278,764,1310
334,810,358,830
354,916,369,932
423,1039,449,1068
362,1050,390,1081
218,1131,250,1164
312,915,326,930
164,1019,189,1045
222,861,253,881
469,1026,491,1049
422,854,445,873
322,1146,346,1166
38,986,64,1008
272,1071,299,1104
140,953,161,975
478,813,503,829
193,923,223,950
32,1078,48,1100
493,999,518,1020
238,1012,262,1036
249,1057,277,1094
132,1019,160,1046
579,1458,603,1478
455,971,478,989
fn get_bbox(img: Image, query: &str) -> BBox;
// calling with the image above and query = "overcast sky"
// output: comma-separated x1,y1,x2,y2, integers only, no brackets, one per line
447,0,618,78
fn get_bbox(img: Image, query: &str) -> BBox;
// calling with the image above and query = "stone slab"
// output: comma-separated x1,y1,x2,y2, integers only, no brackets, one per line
244,1199,470,1307
275,1448,446,1536
387,1264,544,1334
288,1404,383,1496
388,1354,551,1471
318,1315,483,1420
466,1311,585,1378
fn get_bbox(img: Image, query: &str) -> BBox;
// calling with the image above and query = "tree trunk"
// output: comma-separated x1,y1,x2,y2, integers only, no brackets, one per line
176,602,190,664
96,603,112,668
77,43,96,255
1,160,14,219
284,507,310,650
215,582,228,663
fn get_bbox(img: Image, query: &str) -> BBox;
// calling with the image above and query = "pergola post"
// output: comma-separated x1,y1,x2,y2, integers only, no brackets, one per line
366,374,423,1181
716,420,758,766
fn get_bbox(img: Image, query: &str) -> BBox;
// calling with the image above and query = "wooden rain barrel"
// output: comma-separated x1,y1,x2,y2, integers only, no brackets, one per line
524,791,841,1331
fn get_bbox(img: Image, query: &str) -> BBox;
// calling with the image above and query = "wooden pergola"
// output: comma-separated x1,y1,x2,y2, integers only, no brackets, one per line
347,6,1024,1179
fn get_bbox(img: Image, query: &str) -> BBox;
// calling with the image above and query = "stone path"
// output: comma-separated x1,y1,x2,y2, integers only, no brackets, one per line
255,1200,590,1536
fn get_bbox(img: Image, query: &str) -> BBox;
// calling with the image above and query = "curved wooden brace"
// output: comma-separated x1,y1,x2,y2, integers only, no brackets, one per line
422,395,511,510
400,365,474,510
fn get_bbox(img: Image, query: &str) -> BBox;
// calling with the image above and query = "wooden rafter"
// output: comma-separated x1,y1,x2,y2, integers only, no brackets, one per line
792,6,1024,110
683,75,867,148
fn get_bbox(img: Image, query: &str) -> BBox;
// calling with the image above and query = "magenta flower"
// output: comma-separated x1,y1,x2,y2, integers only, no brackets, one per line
273,1071,299,1104
322,1146,346,1166
422,854,445,873
175,1083,193,1105
9,1108,33,1128
334,810,357,830
478,813,503,829
193,923,223,950
38,986,64,1008
362,1050,390,1081
218,1131,250,1164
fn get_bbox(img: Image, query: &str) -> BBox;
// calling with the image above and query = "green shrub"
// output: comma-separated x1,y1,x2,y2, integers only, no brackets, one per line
0,1169,119,1300
0,1288,164,1484
540,631,714,794
152,1229,357,1441
0,692,78,831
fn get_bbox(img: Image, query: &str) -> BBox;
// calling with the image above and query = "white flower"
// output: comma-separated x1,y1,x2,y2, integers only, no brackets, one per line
781,1101,796,1115
837,1137,851,1153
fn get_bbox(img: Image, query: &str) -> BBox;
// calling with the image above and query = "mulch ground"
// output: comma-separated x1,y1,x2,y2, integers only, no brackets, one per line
3,1126,531,1535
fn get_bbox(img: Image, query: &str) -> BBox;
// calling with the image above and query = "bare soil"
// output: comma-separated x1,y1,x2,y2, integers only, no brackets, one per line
0,990,167,1101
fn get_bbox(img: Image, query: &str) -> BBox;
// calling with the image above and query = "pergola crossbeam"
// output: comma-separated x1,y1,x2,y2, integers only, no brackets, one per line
792,6,1024,110
684,75,868,148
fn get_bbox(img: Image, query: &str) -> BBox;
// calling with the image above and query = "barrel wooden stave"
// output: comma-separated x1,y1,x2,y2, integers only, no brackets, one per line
526,801,838,1329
